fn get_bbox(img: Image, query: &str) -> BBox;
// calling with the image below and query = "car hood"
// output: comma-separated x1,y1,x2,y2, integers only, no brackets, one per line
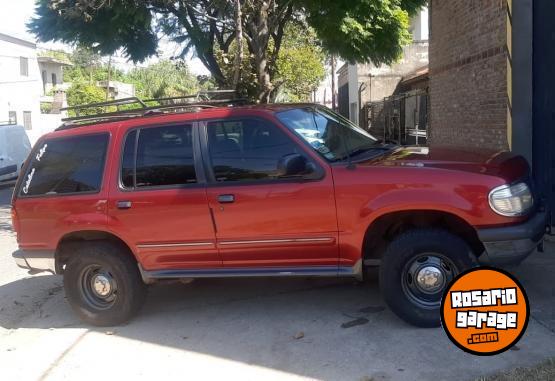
360,146,530,181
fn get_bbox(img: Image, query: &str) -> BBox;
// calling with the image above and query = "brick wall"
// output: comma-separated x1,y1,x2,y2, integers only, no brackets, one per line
429,0,509,150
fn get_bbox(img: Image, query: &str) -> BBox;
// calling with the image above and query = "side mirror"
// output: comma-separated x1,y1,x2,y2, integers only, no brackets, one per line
277,153,320,179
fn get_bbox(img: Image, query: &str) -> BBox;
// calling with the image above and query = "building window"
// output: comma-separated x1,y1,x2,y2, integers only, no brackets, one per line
23,111,32,130
20,57,29,76
9,111,17,125
41,70,47,92
52,73,57,87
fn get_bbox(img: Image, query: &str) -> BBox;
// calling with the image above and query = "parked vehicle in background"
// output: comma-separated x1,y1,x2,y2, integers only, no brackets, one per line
10,97,548,327
0,124,31,182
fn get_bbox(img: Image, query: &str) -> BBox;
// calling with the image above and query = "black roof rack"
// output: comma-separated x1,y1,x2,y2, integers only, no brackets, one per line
57,90,249,130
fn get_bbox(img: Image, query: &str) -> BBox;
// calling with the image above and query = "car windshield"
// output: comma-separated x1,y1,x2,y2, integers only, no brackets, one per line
276,106,386,162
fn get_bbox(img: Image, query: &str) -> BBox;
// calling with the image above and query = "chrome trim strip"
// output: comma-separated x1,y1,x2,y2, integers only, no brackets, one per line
219,237,334,246
137,242,215,249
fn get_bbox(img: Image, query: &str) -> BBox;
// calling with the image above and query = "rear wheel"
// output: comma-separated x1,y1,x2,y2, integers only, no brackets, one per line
379,229,477,327
63,242,147,326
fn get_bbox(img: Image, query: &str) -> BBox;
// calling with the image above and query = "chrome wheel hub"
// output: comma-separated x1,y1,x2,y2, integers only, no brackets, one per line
80,266,118,310
415,266,444,293
402,254,457,309
92,274,112,297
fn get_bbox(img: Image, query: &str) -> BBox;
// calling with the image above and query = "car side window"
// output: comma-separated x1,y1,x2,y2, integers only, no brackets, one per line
121,125,197,188
207,118,301,182
20,133,109,197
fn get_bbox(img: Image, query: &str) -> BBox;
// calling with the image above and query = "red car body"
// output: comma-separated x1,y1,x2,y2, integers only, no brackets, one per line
10,103,547,326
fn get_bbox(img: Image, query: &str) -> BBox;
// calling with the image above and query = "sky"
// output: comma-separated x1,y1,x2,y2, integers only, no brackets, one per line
0,0,209,75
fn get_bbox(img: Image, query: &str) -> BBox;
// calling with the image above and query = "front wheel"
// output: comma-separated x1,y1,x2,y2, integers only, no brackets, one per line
63,242,147,326
379,229,478,328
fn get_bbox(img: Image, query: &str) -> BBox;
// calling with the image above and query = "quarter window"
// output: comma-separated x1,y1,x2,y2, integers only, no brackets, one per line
20,134,108,196
207,119,301,182
121,125,197,188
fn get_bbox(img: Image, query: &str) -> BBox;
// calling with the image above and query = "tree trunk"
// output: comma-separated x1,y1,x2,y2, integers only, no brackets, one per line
232,0,243,90
252,1,272,103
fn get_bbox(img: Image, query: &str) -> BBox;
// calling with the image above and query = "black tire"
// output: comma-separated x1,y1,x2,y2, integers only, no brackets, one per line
379,229,478,328
63,241,147,326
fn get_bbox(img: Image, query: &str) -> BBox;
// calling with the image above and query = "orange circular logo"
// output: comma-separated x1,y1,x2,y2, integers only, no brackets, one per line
440,267,529,356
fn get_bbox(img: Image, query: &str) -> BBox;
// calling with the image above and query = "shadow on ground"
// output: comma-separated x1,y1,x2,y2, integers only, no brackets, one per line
1,253,554,380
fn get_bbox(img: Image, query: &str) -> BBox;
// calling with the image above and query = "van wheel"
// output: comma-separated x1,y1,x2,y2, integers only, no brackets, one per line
379,229,477,328
63,242,147,326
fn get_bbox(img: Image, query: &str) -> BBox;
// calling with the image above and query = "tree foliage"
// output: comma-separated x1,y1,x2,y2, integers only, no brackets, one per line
126,60,200,99
65,82,106,115
29,0,426,102
275,24,325,102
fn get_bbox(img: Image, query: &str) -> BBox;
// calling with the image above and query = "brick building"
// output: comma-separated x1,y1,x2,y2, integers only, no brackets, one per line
429,0,555,223
429,0,508,150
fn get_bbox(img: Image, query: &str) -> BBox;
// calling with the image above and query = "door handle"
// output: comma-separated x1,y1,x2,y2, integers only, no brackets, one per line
217,194,235,204
117,201,132,209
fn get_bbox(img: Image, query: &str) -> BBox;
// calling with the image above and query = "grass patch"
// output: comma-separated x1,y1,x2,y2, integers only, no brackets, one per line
478,358,555,381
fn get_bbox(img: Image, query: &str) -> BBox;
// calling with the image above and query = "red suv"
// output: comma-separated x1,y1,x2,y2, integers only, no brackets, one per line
11,102,548,327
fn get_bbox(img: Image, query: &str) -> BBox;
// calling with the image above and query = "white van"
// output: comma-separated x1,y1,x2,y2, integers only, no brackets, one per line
0,125,32,182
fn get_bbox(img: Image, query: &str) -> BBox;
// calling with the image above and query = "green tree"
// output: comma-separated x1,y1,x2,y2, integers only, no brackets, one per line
216,23,325,102
63,47,127,86
65,82,106,116
126,60,200,99
274,24,326,102
29,0,426,102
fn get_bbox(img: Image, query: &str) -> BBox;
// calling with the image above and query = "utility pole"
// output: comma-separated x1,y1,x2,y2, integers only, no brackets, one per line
105,55,112,102
331,55,336,111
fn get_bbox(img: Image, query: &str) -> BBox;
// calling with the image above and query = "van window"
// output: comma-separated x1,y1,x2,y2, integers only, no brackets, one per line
20,133,109,197
6,127,31,159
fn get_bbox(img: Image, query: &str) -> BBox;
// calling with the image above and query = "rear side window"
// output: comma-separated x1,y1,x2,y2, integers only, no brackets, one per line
20,133,109,197
120,125,197,188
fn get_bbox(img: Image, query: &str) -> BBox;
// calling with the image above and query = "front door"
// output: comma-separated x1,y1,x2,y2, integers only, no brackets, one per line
201,117,339,269
109,123,220,270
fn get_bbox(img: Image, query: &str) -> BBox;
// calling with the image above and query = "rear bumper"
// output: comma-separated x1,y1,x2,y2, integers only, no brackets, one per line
12,249,56,274
477,210,548,265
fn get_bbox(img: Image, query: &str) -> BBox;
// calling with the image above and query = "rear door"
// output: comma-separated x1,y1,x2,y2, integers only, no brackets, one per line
201,116,339,270
108,123,220,270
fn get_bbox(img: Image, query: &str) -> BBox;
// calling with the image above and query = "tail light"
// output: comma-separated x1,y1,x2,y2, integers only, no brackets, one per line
11,207,19,235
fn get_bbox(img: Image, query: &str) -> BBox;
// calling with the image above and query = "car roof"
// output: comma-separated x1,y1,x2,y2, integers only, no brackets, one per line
45,103,318,140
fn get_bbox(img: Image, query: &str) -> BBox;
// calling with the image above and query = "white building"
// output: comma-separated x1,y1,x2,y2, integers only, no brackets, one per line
0,33,42,133
0,33,63,144
38,55,71,95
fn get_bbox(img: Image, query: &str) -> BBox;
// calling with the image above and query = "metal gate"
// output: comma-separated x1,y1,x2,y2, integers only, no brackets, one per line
363,89,428,146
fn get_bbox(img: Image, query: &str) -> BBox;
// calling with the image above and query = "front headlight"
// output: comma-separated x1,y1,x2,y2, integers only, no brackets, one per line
489,182,534,217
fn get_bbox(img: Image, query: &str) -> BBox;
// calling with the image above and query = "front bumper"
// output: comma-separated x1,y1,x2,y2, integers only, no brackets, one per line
12,249,56,274
477,209,549,265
